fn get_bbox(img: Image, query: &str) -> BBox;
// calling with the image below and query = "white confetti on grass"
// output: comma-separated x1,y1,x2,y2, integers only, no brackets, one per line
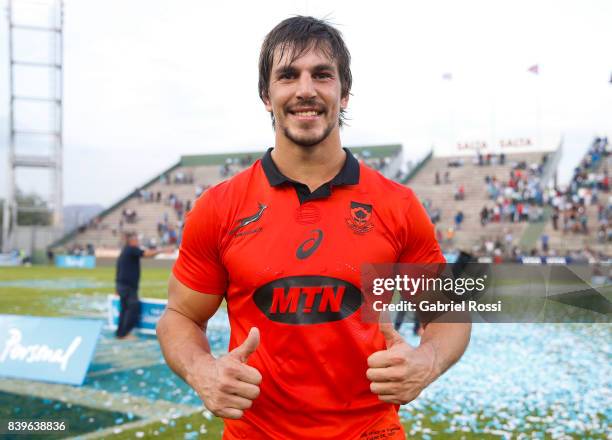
399,323,611,436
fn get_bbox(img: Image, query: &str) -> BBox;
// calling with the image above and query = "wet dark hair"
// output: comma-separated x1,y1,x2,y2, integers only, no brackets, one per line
258,16,352,127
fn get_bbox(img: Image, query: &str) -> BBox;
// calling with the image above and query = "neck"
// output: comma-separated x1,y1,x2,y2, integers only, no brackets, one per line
271,129,346,192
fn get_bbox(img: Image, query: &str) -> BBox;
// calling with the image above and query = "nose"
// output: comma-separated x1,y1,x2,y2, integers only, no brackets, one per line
296,72,316,100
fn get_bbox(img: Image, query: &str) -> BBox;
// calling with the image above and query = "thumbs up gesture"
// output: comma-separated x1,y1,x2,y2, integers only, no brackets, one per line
366,323,437,405
194,327,262,419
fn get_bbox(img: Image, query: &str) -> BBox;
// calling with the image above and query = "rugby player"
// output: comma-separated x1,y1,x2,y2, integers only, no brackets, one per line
157,16,471,439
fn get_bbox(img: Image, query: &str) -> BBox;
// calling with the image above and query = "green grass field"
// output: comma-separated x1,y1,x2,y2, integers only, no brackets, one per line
0,266,609,439
0,266,170,317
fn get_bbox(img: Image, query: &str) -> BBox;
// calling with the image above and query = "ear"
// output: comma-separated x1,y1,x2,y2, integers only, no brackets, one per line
263,93,273,112
340,93,349,110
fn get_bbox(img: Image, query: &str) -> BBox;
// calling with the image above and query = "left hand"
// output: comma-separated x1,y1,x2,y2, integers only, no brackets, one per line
366,323,438,405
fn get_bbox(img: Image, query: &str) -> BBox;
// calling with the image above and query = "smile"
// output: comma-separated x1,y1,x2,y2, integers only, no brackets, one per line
289,109,324,120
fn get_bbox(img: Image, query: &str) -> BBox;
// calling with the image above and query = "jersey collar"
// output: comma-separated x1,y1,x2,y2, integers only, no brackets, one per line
262,147,360,187
261,147,360,204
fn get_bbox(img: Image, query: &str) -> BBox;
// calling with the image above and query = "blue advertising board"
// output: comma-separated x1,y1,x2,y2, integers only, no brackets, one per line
107,295,167,335
521,256,569,265
55,255,96,269
0,253,20,266
545,257,567,265
0,315,103,385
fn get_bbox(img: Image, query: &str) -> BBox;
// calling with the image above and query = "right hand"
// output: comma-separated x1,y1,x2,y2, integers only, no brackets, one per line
190,327,262,419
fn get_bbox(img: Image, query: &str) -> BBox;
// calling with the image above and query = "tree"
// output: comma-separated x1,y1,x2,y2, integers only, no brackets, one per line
15,190,52,226
0,192,52,231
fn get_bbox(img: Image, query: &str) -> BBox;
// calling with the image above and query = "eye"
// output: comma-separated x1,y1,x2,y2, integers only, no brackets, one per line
314,72,333,79
278,72,295,80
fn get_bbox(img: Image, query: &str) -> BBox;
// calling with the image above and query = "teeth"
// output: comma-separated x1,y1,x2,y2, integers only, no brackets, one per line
295,111,318,116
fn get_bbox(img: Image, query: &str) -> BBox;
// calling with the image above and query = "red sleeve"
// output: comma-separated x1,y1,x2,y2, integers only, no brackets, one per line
398,190,446,264
172,189,228,295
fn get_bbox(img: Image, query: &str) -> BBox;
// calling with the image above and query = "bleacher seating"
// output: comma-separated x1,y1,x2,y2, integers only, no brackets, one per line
407,152,550,254
539,137,611,255
56,163,244,251
52,145,402,254
55,139,612,259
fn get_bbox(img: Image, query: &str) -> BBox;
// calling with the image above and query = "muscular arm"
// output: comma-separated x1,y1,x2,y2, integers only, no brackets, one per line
157,274,261,419
156,273,223,385
368,319,471,405
418,321,471,382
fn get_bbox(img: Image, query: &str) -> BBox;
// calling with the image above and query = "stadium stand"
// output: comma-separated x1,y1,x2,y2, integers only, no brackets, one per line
539,137,611,256
407,151,555,257
50,145,402,256
53,139,612,261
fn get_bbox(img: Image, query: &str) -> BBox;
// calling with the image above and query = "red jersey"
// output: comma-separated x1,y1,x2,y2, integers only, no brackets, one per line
173,148,444,439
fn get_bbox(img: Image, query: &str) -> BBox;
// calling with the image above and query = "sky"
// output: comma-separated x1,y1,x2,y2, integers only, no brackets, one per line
0,0,611,206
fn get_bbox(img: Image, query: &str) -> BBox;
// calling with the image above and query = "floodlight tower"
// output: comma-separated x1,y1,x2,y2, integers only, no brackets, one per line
2,0,64,252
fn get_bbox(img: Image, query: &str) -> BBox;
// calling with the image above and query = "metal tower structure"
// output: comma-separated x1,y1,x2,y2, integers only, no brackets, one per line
2,0,64,251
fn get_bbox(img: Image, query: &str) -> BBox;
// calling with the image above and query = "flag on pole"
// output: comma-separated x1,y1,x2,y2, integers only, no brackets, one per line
527,64,539,75
442,72,453,81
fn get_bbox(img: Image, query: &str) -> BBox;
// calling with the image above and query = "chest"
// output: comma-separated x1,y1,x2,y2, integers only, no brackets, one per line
220,188,400,292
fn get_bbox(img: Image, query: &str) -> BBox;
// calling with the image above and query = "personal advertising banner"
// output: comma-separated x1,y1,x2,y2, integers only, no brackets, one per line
0,315,103,385
0,253,21,267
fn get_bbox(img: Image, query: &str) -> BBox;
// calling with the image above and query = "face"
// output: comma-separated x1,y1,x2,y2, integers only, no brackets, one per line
264,45,349,147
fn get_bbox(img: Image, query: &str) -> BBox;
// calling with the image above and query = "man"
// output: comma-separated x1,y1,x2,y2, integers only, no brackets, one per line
157,16,471,439
115,232,171,339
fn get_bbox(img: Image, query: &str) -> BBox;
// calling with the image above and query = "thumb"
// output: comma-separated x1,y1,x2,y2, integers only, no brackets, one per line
229,327,260,363
379,322,404,349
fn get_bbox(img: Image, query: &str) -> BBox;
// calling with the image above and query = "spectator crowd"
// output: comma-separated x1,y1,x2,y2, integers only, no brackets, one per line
548,136,611,243
68,151,398,252
479,155,549,226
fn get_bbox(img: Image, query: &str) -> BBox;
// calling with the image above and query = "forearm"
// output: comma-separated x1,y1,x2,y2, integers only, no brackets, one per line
157,309,216,385
143,249,162,257
144,247,175,258
418,321,471,381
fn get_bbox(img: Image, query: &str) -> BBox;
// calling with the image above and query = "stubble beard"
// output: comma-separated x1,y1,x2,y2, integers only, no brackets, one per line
280,115,337,148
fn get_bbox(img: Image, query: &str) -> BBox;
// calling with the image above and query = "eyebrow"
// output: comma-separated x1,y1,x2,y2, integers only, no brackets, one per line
312,64,335,73
274,63,336,77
